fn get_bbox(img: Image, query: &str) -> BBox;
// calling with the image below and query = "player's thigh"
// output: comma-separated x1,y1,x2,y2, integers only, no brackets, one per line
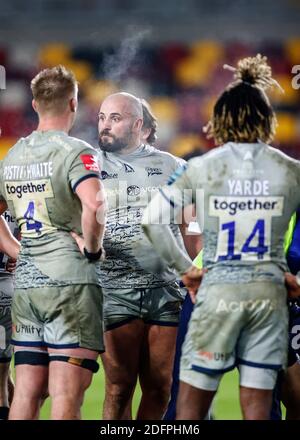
287,301,300,367
180,283,245,375
11,288,44,347
101,319,145,384
43,284,104,352
48,347,99,396
0,276,13,363
13,346,49,399
139,324,178,387
238,282,288,370
102,287,141,331
282,362,300,406
144,283,184,327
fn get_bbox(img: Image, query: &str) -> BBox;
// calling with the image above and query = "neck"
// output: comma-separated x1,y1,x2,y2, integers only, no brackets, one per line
118,141,142,155
37,115,71,134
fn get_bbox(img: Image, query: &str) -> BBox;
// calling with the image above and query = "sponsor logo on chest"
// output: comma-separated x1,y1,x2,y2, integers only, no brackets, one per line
145,167,163,177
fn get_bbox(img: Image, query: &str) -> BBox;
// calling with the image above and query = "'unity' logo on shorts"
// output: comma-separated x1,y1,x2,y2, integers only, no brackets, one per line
198,350,232,361
15,324,42,337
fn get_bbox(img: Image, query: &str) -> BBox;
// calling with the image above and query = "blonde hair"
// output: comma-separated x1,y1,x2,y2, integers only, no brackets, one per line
31,65,77,115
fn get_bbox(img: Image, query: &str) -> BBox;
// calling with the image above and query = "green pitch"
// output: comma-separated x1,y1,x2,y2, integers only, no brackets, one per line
40,367,244,420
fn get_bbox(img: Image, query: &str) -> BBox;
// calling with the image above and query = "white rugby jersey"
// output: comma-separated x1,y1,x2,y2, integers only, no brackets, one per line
142,141,300,285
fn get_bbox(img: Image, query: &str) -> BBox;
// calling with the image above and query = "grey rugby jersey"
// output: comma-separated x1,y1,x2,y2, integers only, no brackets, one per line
97,143,185,288
142,141,300,286
0,130,102,288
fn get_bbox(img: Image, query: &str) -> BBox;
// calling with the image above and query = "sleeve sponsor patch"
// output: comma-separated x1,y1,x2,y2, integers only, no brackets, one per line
80,155,100,172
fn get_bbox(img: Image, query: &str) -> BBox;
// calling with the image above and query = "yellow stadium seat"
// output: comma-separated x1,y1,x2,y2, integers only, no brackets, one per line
191,40,224,65
285,38,300,66
201,95,218,121
275,112,297,143
175,56,214,88
149,97,179,123
269,74,299,104
63,60,93,83
83,80,117,107
169,134,203,157
0,137,17,159
39,43,71,67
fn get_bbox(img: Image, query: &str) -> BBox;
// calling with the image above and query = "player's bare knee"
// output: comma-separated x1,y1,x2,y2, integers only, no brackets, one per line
105,380,135,402
140,373,172,406
141,369,172,394
144,383,171,404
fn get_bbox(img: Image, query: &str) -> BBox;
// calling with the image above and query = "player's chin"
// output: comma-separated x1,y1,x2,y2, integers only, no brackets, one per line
98,139,113,151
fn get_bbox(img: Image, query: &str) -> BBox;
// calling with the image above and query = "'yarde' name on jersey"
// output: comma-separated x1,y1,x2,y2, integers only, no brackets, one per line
209,178,283,262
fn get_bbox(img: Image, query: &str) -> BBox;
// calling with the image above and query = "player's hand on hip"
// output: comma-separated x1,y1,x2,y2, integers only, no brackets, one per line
70,231,85,254
181,266,207,304
285,272,300,299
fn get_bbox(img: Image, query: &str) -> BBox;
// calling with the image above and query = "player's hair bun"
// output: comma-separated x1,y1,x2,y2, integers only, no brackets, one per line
223,54,283,92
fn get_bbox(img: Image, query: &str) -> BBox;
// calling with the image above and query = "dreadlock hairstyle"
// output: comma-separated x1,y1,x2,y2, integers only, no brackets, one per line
205,54,283,145
141,98,158,145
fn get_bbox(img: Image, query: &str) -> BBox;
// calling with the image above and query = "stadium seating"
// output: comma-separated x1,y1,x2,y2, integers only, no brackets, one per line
0,40,299,158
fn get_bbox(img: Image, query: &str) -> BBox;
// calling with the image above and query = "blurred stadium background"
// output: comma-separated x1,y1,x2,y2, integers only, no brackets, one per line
0,0,298,419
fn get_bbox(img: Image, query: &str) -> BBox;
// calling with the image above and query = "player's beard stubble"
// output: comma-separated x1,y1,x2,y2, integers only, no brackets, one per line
98,129,134,153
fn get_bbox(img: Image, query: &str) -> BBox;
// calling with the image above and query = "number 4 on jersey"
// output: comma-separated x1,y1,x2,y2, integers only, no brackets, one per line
24,201,42,234
219,219,268,261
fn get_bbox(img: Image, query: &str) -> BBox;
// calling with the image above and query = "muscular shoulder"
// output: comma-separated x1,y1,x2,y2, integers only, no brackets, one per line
185,146,225,171
64,135,97,156
2,136,25,162
267,145,300,168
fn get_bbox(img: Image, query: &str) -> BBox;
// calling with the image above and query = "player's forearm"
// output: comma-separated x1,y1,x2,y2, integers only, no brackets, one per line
142,195,193,274
0,217,20,260
179,224,202,260
81,204,106,253
142,223,193,275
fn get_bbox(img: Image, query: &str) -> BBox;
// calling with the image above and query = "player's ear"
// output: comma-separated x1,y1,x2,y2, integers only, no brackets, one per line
70,97,77,113
133,117,143,133
141,127,151,142
32,99,38,113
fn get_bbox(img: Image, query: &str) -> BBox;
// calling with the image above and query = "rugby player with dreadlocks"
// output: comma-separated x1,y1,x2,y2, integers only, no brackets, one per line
142,54,300,419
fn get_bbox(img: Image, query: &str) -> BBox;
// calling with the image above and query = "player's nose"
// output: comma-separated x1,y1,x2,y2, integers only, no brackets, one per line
102,119,112,130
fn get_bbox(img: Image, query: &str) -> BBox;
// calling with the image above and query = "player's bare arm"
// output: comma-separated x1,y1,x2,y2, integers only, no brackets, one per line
178,204,202,260
72,177,107,255
285,272,300,299
177,205,205,302
0,216,20,260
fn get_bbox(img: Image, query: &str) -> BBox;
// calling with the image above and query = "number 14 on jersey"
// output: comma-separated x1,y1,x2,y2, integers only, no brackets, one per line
209,195,284,262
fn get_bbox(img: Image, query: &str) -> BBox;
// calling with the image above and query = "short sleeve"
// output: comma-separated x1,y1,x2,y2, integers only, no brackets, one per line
68,148,101,192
